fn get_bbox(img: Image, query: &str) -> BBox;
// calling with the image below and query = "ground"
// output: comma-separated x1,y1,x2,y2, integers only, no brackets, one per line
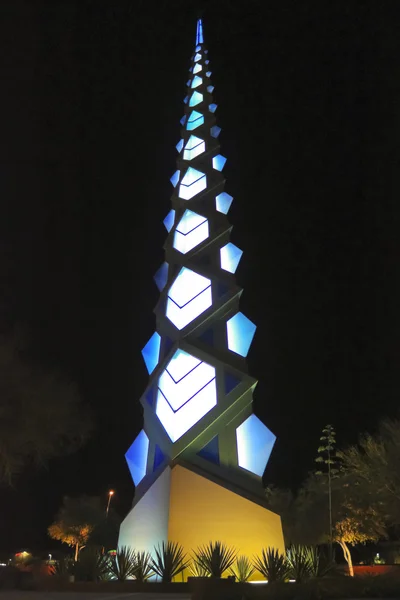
0,595,190,600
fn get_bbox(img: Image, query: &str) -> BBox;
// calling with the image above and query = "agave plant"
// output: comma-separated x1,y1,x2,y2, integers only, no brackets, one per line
151,541,188,582
286,545,312,583
108,546,136,581
131,551,154,582
193,541,237,578
50,556,75,577
253,548,290,582
74,547,110,582
189,559,210,577
307,546,337,578
229,555,255,582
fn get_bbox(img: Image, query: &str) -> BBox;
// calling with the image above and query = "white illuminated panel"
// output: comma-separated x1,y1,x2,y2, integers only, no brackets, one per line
194,53,202,62
236,415,276,476
189,91,203,107
179,167,207,200
156,349,216,442
166,267,212,330
191,76,202,89
220,242,243,273
193,63,202,74
186,111,204,131
159,361,215,411
183,135,205,160
173,210,209,254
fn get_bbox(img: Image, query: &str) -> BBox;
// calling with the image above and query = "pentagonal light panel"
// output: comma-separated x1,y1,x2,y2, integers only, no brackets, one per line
179,167,207,200
154,262,169,291
189,91,203,107
183,135,205,161
173,210,209,254
193,63,202,74
191,76,202,89
212,154,227,171
156,349,216,442
163,209,175,232
166,267,212,330
186,111,204,131
176,139,184,153
125,430,149,486
141,332,161,374
226,312,256,357
170,170,180,187
215,192,233,214
220,242,243,273
236,415,276,476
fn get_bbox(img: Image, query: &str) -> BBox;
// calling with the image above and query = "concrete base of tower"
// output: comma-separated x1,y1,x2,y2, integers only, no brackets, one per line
118,464,285,580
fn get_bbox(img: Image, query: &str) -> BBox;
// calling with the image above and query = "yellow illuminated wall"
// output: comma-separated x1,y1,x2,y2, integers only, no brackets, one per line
168,465,284,579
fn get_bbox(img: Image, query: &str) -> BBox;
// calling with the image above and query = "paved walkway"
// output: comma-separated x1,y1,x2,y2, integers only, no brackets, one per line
0,594,190,600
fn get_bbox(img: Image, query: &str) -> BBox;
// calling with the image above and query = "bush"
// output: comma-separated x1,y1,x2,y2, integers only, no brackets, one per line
192,541,237,578
151,541,188,582
253,548,290,582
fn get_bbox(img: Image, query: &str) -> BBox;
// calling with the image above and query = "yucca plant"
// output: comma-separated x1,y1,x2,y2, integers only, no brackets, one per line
286,545,312,583
229,555,255,582
188,559,210,577
50,556,75,577
131,551,154,582
151,541,188,582
307,546,337,578
108,546,136,581
193,541,237,578
75,547,110,582
253,548,290,582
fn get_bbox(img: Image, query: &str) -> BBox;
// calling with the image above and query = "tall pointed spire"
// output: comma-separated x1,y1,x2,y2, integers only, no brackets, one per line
119,19,284,571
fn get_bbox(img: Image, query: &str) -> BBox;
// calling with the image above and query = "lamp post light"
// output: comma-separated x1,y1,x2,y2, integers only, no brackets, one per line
106,490,114,517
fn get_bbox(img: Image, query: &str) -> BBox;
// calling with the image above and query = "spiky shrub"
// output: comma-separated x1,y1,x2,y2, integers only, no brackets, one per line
108,546,135,581
253,548,290,582
75,547,110,582
229,555,255,582
307,546,337,578
151,542,188,582
131,551,153,583
50,557,75,577
193,541,237,578
286,545,312,583
189,559,210,578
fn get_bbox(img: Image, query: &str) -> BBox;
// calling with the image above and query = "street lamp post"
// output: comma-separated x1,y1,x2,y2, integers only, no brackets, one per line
106,490,114,517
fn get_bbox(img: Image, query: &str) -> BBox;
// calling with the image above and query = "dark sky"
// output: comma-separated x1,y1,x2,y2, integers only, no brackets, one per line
1,0,400,553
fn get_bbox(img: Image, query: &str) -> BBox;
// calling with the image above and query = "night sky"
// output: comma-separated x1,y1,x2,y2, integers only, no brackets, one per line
1,0,400,553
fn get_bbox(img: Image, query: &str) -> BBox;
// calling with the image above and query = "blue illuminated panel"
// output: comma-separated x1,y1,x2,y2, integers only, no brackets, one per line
209,103,217,113
141,332,161,375
212,154,227,171
163,209,175,232
173,209,209,254
215,192,233,214
179,167,207,200
194,53,201,62
196,18,204,45
125,430,149,486
166,267,212,330
154,262,168,291
191,76,202,89
210,125,221,138
183,135,205,160
226,312,256,357
156,349,216,442
236,415,276,477
220,242,243,273
193,63,202,74
206,71,212,77
176,139,184,153
187,111,204,131
170,170,180,187
207,85,214,93
189,91,203,107
180,115,186,126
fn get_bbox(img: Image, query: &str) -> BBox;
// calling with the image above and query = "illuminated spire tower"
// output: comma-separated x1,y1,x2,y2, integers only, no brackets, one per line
119,19,284,565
